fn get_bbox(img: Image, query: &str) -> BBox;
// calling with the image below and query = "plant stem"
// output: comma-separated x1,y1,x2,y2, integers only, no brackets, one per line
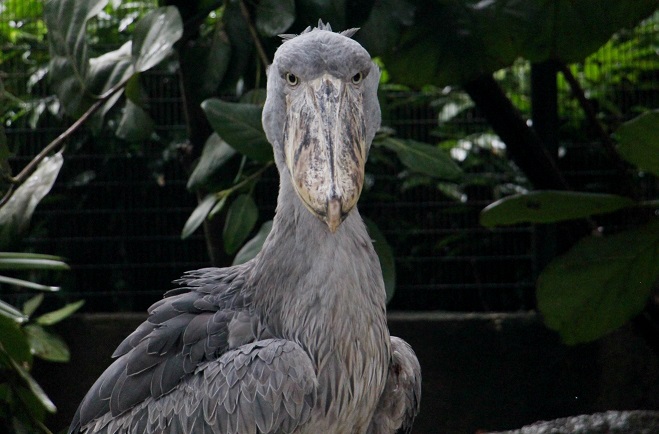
238,0,271,67
227,161,273,195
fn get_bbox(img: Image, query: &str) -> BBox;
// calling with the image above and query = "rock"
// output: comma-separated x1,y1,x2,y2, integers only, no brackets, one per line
490,410,659,433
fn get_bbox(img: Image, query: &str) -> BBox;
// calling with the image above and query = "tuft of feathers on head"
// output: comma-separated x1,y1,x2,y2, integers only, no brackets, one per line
279,19,359,41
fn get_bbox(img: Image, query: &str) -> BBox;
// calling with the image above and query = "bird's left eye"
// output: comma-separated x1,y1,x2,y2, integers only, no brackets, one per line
286,73,298,86
351,72,363,85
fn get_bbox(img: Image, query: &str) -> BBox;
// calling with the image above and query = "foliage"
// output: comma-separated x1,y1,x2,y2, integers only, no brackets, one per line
0,2,181,432
1,32,76,428
381,0,658,87
481,109,659,344
3,0,656,346
0,252,83,433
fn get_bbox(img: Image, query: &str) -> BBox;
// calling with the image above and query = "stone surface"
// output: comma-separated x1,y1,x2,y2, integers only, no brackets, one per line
490,410,659,433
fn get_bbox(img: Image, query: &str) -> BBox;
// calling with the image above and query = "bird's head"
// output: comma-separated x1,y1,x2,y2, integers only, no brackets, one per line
262,22,381,233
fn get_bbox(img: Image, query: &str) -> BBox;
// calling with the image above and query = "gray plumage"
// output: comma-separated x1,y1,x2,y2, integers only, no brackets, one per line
69,21,421,434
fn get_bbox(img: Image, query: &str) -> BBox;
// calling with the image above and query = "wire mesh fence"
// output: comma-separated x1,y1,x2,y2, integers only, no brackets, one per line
1,4,657,312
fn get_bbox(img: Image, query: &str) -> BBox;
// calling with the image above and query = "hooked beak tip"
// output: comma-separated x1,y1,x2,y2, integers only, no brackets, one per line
326,198,342,233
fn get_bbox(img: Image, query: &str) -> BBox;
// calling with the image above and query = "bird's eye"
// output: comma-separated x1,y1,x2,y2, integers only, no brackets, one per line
285,73,298,86
351,72,363,84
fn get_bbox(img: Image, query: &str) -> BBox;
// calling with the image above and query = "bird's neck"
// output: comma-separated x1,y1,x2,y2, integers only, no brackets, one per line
250,171,388,347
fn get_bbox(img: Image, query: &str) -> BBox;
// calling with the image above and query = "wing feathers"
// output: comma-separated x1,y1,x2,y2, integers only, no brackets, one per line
79,339,317,434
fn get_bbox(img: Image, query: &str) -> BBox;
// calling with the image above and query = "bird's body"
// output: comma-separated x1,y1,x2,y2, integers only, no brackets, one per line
70,22,420,434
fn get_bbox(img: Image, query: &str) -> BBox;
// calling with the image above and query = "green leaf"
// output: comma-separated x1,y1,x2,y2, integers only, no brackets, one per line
181,194,219,240
223,195,259,255
383,0,658,87
0,299,28,324
0,152,63,249
208,195,229,219
538,220,659,345
0,257,69,271
24,324,70,362
220,1,255,92
181,28,232,103
614,110,659,176
0,314,31,363
377,137,462,179
115,99,155,142
44,0,109,115
233,220,273,265
8,357,56,413
480,191,635,227
355,0,414,57
87,41,135,119
23,295,44,318
0,252,67,261
201,99,273,163
0,276,59,292
132,6,183,73
34,300,84,326
365,219,396,303
187,134,237,191
256,0,296,37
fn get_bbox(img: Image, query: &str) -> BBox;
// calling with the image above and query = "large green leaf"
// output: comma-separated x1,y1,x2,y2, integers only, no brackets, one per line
0,300,28,324
220,1,255,92
233,220,273,265
187,134,237,191
355,0,415,57
115,99,155,142
34,300,84,326
480,191,635,227
0,152,63,248
181,28,232,103
384,0,658,87
365,219,396,303
87,41,135,120
131,6,183,73
181,194,219,240
377,137,462,179
538,219,659,345
256,0,296,37
614,110,659,176
201,99,273,163
0,314,31,363
223,194,259,255
24,324,70,363
8,357,56,413
44,0,108,115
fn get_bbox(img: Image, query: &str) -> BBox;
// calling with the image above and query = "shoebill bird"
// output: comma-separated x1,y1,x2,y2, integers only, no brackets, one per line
69,22,421,434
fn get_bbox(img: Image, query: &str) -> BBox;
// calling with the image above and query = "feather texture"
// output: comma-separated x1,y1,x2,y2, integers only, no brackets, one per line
70,22,420,434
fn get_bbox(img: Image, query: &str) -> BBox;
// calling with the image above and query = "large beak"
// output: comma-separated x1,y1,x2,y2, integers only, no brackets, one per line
284,74,366,232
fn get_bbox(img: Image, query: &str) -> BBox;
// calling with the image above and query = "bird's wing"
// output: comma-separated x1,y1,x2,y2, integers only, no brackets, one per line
367,336,421,434
80,338,317,434
69,264,275,433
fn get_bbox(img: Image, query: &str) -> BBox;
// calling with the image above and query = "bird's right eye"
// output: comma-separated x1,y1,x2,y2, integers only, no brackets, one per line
285,73,298,86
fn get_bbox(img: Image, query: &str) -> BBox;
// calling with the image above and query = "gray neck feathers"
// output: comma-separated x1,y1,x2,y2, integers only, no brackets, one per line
249,167,387,350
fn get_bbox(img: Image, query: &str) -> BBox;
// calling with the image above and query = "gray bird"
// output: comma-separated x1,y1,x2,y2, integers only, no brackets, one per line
69,21,421,434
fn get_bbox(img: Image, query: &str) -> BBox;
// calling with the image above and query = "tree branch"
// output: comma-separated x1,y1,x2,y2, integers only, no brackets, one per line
0,75,131,207
463,75,570,190
558,62,636,197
